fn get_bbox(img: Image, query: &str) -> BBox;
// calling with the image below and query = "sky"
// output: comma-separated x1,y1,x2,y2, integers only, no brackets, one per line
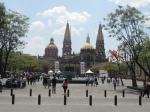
1,0,150,57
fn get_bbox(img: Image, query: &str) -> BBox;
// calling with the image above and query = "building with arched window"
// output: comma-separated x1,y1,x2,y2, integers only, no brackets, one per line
39,22,107,72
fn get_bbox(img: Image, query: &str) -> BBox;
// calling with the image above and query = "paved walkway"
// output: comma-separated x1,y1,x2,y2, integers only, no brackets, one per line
0,78,150,112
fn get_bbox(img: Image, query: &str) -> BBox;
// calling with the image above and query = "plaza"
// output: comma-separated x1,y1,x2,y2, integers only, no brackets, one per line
0,78,149,112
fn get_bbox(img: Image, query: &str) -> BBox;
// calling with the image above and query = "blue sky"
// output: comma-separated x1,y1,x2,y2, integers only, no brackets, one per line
1,0,150,57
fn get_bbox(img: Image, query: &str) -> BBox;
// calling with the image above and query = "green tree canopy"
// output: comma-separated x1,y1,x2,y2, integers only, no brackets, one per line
0,3,29,77
104,5,150,87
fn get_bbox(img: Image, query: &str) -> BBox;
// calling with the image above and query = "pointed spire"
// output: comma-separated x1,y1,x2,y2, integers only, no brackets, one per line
50,38,54,44
64,22,71,41
97,24,104,41
86,33,90,43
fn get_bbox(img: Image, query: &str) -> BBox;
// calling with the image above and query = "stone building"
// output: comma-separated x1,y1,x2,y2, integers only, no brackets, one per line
41,22,106,72
44,38,58,61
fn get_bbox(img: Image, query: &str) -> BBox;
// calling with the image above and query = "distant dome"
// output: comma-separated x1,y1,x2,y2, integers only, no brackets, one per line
45,38,58,50
82,43,94,49
44,38,58,59
46,44,58,50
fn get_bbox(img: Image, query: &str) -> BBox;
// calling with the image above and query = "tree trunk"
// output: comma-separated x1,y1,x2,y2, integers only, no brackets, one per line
120,76,124,86
131,70,137,87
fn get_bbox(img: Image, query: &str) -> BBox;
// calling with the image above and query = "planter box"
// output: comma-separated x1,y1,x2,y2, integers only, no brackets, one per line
127,86,144,91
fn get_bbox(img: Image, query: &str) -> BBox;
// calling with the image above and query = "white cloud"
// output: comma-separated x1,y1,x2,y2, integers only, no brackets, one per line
52,26,65,35
37,6,91,25
143,11,150,16
24,36,45,55
52,26,84,35
30,36,44,42
71,27,84,35
48,19,52,26
43,6,67,17
30,21,45,31
36,6,91,36
110,0,150,8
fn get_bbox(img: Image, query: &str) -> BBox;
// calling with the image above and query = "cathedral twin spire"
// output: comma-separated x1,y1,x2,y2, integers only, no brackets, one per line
64,22,71,41
62,22,105,58
62,22,72,57
96,23,105,58
97,24,104,41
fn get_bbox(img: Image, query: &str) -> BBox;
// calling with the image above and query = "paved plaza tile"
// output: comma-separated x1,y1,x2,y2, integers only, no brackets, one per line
0,79,149,112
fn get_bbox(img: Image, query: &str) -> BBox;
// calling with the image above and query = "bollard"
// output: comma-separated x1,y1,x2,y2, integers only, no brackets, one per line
104,90,107,97
123,90,125,97
30,89,32,96
49,89,51,97
11,88,13,96
86,90,88,97
89,95,92,106
38,94,41,105
67,89,69,97
114,95,117,106
139,95,142,106
64,95,67,105
12,94,15,105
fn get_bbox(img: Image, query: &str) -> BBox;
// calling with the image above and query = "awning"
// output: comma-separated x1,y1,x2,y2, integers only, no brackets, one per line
85,70,93,74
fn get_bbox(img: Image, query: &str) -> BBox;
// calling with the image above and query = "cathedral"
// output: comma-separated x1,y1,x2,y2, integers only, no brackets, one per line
42,22,106,72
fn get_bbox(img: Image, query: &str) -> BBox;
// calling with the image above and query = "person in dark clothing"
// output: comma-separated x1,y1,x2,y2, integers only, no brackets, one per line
0,79,2,92
51,76,57,93
113,79,117,90
27,75,30,85
142,81,149,98
43,75,47,88
94,77,98,86
85,77,89,86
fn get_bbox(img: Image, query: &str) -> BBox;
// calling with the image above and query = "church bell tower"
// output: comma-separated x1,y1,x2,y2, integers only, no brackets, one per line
62,22,72,57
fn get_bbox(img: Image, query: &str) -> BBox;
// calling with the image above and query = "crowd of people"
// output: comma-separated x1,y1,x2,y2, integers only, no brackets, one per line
0,73,149,98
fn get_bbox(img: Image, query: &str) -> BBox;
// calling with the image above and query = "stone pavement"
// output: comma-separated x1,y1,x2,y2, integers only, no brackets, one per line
0,78,150,112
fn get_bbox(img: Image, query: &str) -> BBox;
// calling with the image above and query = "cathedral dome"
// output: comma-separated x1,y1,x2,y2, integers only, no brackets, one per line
46,44,58,50
44,38,58,60
45,38,58,50
82,43,94,49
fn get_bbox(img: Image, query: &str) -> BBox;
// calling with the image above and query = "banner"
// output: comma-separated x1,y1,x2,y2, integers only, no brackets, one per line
55,61,59,73
99,70,108,77
80,62,85,74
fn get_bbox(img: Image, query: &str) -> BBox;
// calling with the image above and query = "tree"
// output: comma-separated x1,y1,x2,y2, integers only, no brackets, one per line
40,60,51,73
104,5,150,87
0,3,29,77
0,3,6,77
138,41,150,80
108,49,125,85
91,66,100,74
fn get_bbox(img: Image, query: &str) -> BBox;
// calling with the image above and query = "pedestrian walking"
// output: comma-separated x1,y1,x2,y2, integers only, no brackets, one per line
113,79,117,90
0,79,2,92
27,75,30,85
142,80,149,98
43,75,47,88
51,76,57,93
85,76,89,86
47,77,51,89
62,78,68,95
94,77,98,87
101,76,104,84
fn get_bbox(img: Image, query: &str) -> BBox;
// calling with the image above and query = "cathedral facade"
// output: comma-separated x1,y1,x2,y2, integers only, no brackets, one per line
43,22,106,71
